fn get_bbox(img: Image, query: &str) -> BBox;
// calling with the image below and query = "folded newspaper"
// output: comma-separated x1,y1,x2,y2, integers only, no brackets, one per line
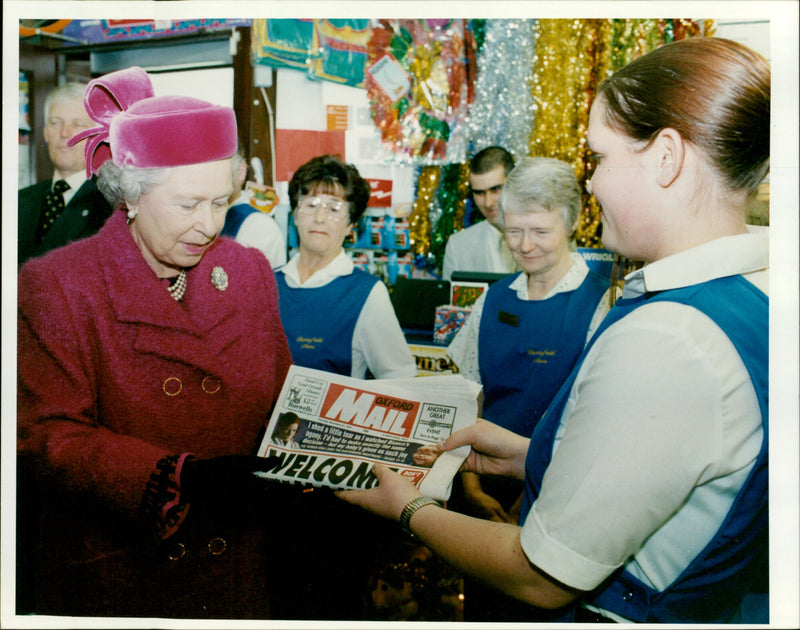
256,365,481,501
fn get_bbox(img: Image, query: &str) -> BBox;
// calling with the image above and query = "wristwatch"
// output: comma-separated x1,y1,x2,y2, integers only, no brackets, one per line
399,496,440,539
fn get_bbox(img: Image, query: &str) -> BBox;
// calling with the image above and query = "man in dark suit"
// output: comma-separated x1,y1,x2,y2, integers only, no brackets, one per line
18,82,113,267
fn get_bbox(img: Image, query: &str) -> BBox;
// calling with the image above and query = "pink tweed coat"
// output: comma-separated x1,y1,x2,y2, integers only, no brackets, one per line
17,209,292,616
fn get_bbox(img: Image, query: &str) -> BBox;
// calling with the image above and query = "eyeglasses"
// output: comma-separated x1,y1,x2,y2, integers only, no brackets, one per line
296,195,350,222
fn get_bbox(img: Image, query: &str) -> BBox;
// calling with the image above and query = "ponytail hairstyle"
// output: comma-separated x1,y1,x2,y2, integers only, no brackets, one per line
597,37,770,195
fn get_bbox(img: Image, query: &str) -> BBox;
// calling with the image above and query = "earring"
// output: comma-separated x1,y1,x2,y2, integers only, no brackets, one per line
126,208,137,225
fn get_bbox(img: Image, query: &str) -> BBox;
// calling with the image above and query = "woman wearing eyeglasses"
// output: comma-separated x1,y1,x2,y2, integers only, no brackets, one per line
275,154,416,380
271,154,417,619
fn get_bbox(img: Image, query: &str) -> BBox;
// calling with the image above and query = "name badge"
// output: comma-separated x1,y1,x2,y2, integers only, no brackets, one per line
498,310,519,327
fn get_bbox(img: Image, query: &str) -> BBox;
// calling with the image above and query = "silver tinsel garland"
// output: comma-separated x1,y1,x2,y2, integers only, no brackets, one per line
466,19,538,161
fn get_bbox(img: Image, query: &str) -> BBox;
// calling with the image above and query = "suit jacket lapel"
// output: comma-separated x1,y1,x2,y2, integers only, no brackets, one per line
17,180,50,264
41,179,99,247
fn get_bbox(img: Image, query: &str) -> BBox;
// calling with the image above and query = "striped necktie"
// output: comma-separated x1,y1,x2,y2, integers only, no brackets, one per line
36,179,70,242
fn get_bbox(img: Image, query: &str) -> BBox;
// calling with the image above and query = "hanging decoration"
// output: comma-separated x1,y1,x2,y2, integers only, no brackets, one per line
251,19,371,87
463,20,485,107
251,19,315,72
466,19,537,162
408,166,441,269
529,19,605,247
26,19,251,46
679,19,715,40
468,19,488,54
312,19,371,87
574,20,615,249
365,19,471,164
529,19,600,180
429,163,471,272
251,18,714,259
607,19,663,73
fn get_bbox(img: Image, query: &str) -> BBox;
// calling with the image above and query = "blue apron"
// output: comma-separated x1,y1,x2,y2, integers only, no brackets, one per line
275,269,378,376
521,275,768,623
479,271,607,436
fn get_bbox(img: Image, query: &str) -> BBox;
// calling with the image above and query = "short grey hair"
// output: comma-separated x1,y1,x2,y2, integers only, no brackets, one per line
44,82,88,125
498,157,582,236
97,153,244,208
97,162,171,208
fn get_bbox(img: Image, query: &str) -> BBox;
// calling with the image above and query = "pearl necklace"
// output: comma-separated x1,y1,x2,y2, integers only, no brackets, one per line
167,269,187,301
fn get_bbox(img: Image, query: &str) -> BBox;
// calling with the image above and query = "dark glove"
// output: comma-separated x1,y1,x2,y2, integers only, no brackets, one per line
179,454,298,506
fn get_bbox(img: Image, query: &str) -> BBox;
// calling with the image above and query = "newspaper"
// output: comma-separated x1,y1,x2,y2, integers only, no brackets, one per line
256,365,481,501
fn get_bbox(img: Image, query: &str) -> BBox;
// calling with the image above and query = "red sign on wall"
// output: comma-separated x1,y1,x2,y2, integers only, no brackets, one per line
275,129,346,183
367,178,393,208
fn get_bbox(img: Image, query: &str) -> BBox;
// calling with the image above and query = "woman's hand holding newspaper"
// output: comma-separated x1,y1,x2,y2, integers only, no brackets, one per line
336,463,422,521
442,418,530,481
337,419,529,521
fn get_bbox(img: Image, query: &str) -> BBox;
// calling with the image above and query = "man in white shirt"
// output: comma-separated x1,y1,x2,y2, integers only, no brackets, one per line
18,82,113,266
442,146,519,280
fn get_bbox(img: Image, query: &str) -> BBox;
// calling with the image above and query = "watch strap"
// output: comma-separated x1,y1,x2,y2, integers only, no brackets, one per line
399,496,440,538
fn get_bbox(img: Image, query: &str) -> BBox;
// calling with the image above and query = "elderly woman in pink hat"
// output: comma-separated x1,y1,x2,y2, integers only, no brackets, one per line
17,67,295,619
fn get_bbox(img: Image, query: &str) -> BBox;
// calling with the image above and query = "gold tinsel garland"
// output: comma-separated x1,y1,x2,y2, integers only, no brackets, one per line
530,19,608,247
409,166,441,257
576,20,614,248
529,20,584,170
454,162,470,233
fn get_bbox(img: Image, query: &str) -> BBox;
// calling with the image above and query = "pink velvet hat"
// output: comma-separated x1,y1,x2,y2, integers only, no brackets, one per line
68,66,237,177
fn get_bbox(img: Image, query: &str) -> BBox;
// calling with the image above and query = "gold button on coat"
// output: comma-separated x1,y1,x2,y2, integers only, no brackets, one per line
162,377,182,396
201,375,222,394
